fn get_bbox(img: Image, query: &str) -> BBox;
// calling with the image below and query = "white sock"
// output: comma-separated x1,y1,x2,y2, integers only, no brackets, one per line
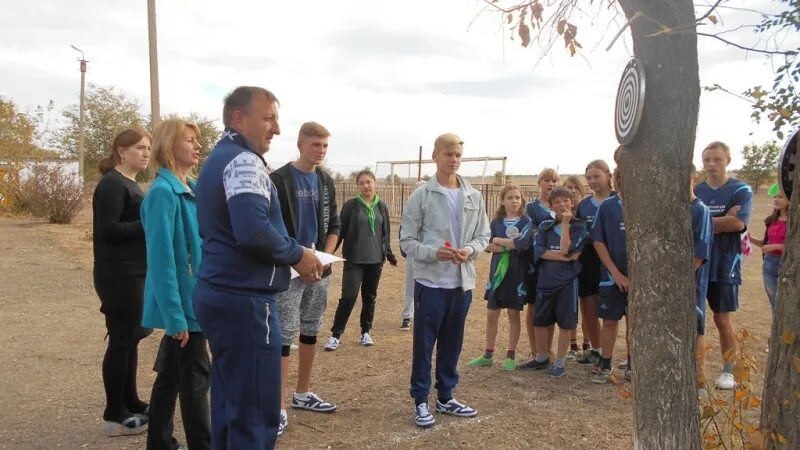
295,391,310,398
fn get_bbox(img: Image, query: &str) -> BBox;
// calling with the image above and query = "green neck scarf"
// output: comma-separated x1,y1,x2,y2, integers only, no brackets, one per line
357,193,381,234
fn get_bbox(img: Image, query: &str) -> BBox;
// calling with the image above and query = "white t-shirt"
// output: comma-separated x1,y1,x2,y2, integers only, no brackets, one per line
418,187,463,289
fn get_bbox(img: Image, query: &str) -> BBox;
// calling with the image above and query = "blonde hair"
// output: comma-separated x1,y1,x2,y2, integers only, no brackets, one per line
564,175,585,199
150,118,201,182
702,141,731,163
433,133,464,156
298,121,330,139
495,184,525,221
538,168,559,184
585,159,613,191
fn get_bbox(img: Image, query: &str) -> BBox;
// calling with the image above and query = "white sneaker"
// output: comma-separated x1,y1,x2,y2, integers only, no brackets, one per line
715,372,735,390
324,336,340,351
359,332,374,346
414,403,435,428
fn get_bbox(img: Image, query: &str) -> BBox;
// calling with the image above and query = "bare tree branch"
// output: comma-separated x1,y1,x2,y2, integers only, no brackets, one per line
696,31,797,56
695,0,725,24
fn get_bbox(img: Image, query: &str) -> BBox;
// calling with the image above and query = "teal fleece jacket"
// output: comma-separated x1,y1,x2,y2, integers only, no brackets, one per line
141,167,203,335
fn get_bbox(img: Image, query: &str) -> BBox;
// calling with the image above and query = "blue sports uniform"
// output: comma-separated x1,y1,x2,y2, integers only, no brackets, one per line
575,193,616,297
523,198,556,304
590,196,628,321
483,216,533,310
694,178,752,313
193,130,303,449
691,198,713,336
532,218,587,329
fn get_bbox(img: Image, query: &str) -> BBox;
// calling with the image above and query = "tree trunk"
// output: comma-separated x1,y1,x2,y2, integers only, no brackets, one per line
617,1,701,448
761,137,800,448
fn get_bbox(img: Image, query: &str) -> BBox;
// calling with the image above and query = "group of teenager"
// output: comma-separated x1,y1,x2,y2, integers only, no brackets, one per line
91,84,782,448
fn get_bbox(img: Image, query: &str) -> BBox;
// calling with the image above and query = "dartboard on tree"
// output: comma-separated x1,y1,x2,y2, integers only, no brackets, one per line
615,58,646,145
779,128,799,200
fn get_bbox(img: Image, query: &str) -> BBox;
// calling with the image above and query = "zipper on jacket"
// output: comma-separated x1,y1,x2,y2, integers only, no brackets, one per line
269,265,276,286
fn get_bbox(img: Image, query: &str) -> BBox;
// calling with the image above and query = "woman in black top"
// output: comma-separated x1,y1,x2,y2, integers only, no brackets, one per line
324,170,397,351
92,127,152,436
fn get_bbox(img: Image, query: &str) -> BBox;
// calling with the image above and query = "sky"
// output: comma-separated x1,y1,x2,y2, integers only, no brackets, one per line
1,0,796,177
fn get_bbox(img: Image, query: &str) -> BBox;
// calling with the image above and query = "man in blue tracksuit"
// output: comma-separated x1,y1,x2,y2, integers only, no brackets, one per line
193,86,322,449
400,133,490,428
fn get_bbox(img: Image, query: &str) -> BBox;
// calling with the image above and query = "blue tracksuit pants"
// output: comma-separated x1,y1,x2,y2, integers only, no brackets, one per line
193,280,282,450
410,282,472,404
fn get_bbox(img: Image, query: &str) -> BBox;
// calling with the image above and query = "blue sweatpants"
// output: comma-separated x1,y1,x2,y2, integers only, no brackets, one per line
193,280,282,450
410,282,472,404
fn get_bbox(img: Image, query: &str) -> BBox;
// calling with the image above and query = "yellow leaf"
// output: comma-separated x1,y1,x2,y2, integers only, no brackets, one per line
518,23,531,48
777,434,787,444
701,405,715,419
733,365,750,382
609,373,619,384
783,331,796,345
714,399,728,407
735,423,744,431
749,396,761,408
747,426,758,434
735,389,747,400
708,15,718,24
619,389,632,399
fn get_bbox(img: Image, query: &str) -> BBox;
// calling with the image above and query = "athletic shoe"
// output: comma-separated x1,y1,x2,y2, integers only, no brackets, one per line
715,372,735,390
323,336,340,351
359,333,374,346
624,368,632,381
468,355,494,367
618,359,629,370
277,409,288,437
591,368,612,384
414,403,435,428
565,350,578,362
133,405,149,421
546,365,566,378
400,318,411,330
518,358,550,370
104,416,148,437
577,350,601,365
291,392,337,413
290,344,299,351
501,358,517,371
435,398,478,417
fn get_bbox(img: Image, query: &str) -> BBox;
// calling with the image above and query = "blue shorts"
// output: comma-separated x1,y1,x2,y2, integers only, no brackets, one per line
597,286,627,321
707,282,739,313
533,280,578,329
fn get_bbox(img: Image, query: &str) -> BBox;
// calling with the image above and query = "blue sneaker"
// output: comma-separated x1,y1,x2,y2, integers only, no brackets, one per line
277,409,288,436
434,398,478,417
546,365,566,378
291,392,337,413
414,403,435,428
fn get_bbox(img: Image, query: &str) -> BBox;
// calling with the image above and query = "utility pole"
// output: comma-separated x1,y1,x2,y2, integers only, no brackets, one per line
71,45,87,182
147,0,161,127
417,145,422,181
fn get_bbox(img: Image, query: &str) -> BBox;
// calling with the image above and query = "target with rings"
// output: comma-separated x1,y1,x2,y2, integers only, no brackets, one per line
615,58,646,145
779,128,799,200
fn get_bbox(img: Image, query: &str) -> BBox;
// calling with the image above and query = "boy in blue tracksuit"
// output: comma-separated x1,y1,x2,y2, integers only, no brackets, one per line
193,86,321,450
530,187,587,378
690,169,713,383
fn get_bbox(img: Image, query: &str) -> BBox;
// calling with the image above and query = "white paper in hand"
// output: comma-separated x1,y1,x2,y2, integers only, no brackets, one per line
289,250,345,279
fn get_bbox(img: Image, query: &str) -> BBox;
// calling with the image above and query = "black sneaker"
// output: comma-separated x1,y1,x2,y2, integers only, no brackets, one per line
518,358,550,370
400,318,411,330
577,350,601,365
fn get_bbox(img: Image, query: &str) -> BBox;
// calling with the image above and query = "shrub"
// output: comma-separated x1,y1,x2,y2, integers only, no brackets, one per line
17,166,84,224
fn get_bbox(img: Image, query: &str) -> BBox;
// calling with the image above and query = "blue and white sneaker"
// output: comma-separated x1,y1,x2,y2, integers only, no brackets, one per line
291,392,337,413
414,403,435,428
277,409,288,436
434,398,478,418
545,365,566,378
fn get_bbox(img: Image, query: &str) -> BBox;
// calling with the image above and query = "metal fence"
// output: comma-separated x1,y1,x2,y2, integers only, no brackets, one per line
334,182,543,220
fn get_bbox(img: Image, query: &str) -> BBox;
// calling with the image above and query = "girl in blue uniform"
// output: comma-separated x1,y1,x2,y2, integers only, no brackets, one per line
563,175,586,359
469,185,532,371
575,160,614,365
519,168,559,369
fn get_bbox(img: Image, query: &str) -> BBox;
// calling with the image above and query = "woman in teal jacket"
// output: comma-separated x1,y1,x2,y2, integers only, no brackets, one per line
141,118,210,450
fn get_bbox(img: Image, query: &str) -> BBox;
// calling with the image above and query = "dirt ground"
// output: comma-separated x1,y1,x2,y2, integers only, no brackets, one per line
0,192,777,449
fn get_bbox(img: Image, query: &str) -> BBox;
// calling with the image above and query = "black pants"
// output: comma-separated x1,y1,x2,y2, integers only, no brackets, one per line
95,271,150,422
146,333,211,450
331,263,383,338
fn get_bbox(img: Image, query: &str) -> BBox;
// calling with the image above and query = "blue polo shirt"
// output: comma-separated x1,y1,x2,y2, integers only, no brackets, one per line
533,219,587,291
526,198,556,228
694,178,752,285
590,196,627,286
691,197,713,312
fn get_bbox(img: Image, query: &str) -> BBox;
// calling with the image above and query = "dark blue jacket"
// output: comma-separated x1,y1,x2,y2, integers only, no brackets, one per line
195,131,303,294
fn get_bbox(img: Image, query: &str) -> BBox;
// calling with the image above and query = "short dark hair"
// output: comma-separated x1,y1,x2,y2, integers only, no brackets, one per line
222,86,279,128
355,169,375,183
549,186,572,203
